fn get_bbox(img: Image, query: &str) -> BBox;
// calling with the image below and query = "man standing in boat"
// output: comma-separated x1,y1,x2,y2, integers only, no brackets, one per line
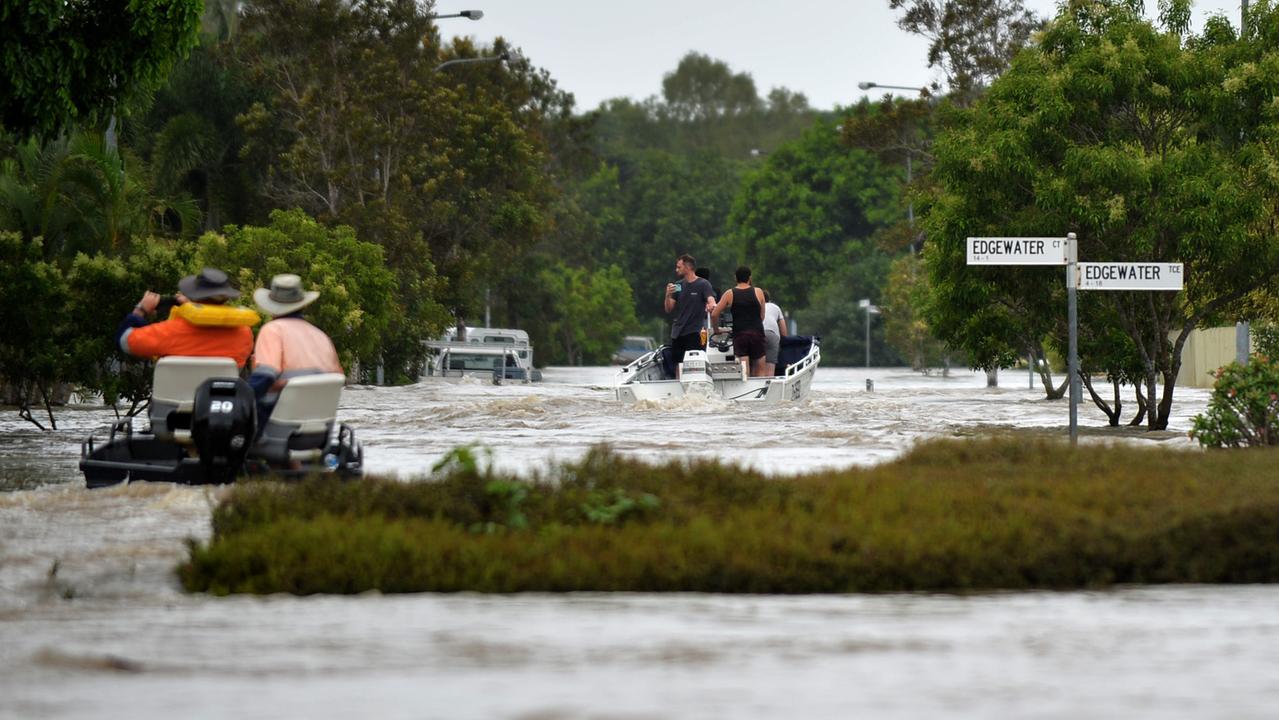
664,254,716,367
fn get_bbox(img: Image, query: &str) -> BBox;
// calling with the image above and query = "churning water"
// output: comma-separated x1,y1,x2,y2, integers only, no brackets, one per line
3,367,1276,719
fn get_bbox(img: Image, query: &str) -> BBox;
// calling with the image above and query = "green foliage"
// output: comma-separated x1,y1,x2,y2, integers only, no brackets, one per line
583,150,742,323
131,44,265,231
0,233,70,428
195,209,401,370
1,0,202,140
730,117,902,312
881,253,949,370
0,134,198,258
1191,356,1279,447
539,262,638,365
661,52,763,122
181,439,1279,595
235,0,554,376
1253,322,1279,360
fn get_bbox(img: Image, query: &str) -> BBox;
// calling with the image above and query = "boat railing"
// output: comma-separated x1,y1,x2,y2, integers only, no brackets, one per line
615,346,662,384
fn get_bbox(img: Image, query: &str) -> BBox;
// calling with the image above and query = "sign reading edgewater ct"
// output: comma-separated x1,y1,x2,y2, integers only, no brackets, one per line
1077,262,1184,291
967,237,1068,265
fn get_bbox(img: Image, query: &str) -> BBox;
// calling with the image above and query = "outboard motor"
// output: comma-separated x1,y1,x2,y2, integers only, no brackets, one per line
191,377,256,483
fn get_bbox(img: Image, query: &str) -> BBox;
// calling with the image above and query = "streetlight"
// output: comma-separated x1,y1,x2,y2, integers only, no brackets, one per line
428,9,484,20
434,51,509,72
858,298,880,368
857,81,928,94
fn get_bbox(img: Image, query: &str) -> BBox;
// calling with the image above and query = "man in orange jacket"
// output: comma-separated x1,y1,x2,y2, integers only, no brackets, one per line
115,268,255,367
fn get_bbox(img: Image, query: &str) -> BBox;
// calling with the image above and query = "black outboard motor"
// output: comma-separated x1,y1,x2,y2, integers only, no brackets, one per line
191,377,256,483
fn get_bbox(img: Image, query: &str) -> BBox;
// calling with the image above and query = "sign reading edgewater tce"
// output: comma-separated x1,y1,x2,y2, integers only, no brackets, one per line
1077,262,1184,291
967,237,1068,265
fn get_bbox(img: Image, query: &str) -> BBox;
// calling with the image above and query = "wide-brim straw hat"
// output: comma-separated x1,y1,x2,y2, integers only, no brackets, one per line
178,267,240,301
253,273,320,316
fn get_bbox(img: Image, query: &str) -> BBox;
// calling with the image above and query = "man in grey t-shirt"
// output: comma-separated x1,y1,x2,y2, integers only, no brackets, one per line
664,253,715,367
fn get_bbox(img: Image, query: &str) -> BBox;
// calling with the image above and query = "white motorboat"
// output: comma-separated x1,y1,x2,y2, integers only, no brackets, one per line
422,327,542,383
615,331,820,404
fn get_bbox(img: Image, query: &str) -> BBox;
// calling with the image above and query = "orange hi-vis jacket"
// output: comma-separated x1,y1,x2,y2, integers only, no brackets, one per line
120,317,254,368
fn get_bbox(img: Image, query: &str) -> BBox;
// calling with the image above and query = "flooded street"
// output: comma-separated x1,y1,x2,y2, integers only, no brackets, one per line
4,367,1277,719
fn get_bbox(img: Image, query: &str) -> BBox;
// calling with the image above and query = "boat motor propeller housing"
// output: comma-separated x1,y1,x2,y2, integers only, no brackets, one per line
191,377,256,482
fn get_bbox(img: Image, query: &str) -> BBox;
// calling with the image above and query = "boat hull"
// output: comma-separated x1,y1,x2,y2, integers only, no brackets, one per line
615,336,820,406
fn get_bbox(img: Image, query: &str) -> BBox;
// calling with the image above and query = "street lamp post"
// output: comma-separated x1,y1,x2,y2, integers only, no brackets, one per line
857,81,928,94
860,80,930,253
858,298,880,368
427,9,484,20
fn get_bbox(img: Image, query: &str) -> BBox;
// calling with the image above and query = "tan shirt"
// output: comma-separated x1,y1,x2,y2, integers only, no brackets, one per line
252,317,342,391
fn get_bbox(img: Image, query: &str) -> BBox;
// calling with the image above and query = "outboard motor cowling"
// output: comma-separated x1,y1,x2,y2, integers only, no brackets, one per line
191,377,256,483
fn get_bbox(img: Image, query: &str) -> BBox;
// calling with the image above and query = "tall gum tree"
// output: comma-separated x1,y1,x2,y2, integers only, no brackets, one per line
924,1,1279,430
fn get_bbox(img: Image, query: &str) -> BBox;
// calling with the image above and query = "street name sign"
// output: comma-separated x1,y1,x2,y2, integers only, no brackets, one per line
967,237,1068,265
1078,262,1184,291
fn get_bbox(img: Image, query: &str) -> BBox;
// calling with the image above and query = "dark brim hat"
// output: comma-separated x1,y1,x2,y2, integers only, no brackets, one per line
179,267,240,301
254,273,320,316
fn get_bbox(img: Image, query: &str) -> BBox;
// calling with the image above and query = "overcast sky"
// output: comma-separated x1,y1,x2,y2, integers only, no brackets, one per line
449,0,1244,112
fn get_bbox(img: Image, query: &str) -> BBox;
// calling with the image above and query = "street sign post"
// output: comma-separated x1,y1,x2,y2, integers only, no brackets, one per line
967,237,1068,265
965,234,1184,446
1077,262,1184,291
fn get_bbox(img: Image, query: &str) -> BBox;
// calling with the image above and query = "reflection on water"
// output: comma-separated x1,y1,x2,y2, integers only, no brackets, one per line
3,368,1270,719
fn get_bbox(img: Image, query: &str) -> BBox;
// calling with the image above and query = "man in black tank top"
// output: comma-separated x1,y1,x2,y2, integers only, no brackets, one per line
711,266,767,377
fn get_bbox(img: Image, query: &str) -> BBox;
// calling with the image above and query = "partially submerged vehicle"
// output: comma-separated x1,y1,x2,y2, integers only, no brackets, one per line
611,335,657,365
421,326,542,383
80,356,362,488
615,331,820,405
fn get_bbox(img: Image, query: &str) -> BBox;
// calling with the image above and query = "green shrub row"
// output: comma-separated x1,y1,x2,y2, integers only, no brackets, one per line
180,439,1279,595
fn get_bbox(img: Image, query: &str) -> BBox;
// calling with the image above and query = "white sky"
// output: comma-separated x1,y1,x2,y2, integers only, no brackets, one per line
449,0,1244,112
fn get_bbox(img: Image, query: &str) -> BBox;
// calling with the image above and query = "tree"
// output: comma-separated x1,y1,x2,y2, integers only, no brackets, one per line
728,118,901,313
195,208,404,371
0,133,198,259
881,253,949,370
924,3,1279,430
132,43,265,231
889,0,1043,101
1,0,202,140
539,263,637,365
236,0,554,378
0,233,69,428
661,52,763,122
586,150,742,322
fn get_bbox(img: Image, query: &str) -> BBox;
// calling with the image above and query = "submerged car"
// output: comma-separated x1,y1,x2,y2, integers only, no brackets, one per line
611,335,657,365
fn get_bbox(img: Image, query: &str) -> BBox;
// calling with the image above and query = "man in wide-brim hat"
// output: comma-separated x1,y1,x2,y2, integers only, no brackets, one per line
115,267,256,367
248,274,343,421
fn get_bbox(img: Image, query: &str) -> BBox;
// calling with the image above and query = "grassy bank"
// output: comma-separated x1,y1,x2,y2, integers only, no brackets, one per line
179,439,1279,595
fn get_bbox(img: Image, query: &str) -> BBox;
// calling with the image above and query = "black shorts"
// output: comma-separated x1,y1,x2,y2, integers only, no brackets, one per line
671,332,705,365
733,329,766,360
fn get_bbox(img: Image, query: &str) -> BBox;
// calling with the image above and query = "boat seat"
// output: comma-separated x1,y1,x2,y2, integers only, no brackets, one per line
251,373,345,464
149,356,240,442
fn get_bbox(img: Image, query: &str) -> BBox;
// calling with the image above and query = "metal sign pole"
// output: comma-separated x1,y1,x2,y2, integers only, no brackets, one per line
1066,232,1078,446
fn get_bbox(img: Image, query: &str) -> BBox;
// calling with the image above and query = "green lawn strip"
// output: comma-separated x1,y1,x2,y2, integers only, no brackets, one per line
179,439,1279,594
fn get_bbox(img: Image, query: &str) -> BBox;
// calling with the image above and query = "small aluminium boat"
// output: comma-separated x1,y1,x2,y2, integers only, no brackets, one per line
615,331,820,405
80,355,362,488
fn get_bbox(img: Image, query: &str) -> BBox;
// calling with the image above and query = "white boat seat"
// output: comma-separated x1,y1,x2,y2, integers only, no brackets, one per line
149,356,240,442
251,373,345,463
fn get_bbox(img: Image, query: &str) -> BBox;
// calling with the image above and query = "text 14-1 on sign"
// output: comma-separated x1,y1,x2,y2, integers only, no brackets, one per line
967,237,1068,265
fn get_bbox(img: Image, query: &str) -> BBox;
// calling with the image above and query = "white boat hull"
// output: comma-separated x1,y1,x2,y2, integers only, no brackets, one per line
614,336,820,406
